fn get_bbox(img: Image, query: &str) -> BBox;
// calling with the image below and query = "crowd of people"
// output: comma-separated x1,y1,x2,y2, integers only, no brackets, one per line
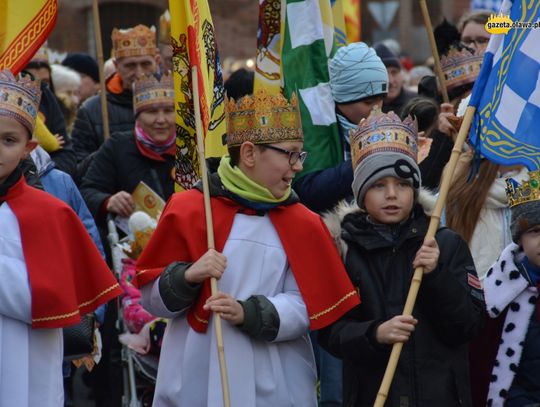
1,5,540,407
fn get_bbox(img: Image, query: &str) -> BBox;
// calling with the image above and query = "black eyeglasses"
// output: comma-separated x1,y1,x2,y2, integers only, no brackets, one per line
461,37,489,48
264,144,308,165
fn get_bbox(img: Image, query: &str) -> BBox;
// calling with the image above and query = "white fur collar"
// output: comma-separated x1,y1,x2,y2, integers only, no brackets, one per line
484,243,529,315
484,242,539,406
322,188,435,260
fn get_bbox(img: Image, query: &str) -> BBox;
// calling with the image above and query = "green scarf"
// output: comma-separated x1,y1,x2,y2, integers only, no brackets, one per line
217,156,291,203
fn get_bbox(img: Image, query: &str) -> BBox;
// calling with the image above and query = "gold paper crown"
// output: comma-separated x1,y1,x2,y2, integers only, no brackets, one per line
441,46,483,91
351,108,418,171
159,10,171,45
505,170,540,208
226,89,303,147
0,69,42,133
112,25,157,59
133,72,174,114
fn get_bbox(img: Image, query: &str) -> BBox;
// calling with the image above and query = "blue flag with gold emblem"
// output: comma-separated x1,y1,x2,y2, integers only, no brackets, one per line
469,0,540,170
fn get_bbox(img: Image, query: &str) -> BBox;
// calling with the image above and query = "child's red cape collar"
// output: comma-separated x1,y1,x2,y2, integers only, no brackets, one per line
136,189,360,332
2,176,122,328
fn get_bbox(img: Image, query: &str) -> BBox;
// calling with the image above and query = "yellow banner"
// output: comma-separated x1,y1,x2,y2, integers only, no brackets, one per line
343,0,361,43
0,0,57,74
169,0,227,191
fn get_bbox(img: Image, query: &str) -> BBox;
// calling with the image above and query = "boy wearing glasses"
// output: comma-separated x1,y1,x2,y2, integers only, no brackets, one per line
135,90,360,406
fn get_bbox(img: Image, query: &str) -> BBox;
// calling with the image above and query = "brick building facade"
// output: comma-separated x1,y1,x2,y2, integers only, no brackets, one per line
49,0,471,65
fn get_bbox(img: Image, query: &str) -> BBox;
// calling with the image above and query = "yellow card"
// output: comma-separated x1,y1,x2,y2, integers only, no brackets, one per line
131,181,165,220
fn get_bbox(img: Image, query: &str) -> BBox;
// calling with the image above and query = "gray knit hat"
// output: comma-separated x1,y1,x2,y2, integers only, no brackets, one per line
350,109,421,208
507,172,540,242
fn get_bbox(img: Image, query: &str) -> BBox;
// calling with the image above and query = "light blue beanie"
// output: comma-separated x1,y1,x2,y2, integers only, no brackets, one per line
329,42,389,103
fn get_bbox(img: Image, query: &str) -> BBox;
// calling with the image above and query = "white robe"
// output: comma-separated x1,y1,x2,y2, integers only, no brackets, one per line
0,202,63,406
142,213,317,407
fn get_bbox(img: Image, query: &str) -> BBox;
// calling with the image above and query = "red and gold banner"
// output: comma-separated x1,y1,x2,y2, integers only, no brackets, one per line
169,0,227,191
0,0,57,74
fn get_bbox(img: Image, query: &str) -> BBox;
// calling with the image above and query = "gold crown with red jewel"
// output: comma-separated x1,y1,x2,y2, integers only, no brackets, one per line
441,46,483,91
505,170,540,208
133,72,174,115
0,69,42,133
351,107,418,171
112,25,157,59
226,89,303,147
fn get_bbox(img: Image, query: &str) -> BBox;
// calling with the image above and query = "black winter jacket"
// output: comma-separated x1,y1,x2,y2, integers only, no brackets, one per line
293,159,353,213
382,87,417,117
320,204,485,407
419,130,453,191
80,131,175,222
71,88,135,163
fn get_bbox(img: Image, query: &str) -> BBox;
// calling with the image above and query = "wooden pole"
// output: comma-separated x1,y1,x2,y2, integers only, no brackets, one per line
373,106,476,407
192,66,231,407
419,0,449,104
91,0,110,140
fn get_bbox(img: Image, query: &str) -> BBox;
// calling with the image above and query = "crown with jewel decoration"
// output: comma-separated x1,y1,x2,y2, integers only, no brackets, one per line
350,108,418,171
133,72,174,115
0,69,42,133
112,25,157,59
505,170,540,208
226,89,303,147
441,46,483,91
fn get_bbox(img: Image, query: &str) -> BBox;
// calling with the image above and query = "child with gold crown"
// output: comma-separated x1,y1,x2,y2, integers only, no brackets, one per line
134,89,360,406
475,171,540,406
320,108,485,406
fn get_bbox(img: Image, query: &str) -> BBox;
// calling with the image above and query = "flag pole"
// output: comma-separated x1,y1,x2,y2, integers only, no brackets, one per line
192,65,231,407
91,0,110,140
373,105,476,407
419,0,449,104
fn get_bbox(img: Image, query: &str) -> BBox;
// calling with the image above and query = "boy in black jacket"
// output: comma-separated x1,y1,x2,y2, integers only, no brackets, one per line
320,108,485,407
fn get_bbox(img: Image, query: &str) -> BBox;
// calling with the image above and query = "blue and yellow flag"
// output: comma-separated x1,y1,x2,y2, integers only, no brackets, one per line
469,0,540,170
169,0,227,191
0,0,57,74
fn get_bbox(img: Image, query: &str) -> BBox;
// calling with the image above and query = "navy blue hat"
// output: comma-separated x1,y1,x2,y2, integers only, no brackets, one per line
62,53,99,83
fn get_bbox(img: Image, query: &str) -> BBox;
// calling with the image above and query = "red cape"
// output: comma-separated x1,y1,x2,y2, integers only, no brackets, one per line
3,178,122,328
136,189,360,332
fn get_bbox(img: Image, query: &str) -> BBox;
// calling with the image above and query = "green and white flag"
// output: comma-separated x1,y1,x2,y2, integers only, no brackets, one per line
282,0,344,176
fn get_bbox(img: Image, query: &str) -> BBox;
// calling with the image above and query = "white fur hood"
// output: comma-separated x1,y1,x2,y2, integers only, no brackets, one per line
322,188,438,260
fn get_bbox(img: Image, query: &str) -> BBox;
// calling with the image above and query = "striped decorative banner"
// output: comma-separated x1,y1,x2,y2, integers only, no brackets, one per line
169,0,228,191
0,0,57,74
